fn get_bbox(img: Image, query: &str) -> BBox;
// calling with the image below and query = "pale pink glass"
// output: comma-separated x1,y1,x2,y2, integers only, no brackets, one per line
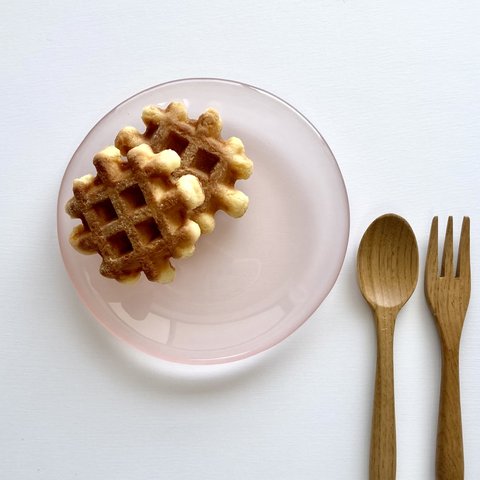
57,78,349,364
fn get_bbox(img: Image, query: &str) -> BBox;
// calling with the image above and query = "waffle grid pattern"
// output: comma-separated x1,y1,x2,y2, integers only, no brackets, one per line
115,102,253,234
66,145,201,283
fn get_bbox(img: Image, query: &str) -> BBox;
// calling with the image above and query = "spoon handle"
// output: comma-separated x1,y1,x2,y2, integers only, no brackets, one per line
370,308,397,480
436,345,464,480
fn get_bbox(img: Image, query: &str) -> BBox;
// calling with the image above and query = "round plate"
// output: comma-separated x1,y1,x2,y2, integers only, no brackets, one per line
57,78,349,364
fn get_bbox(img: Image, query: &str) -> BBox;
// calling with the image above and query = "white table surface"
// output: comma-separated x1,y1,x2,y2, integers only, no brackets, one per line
1,1,479,479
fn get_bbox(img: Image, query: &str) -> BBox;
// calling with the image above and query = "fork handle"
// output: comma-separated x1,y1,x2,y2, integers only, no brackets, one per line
370,308,397,480
437,347,464,480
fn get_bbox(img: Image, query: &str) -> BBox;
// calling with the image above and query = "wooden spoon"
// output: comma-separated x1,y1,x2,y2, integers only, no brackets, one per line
357,214,419,480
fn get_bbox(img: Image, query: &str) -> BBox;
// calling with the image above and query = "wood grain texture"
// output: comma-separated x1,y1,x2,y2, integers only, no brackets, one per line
425,216,471,480
370,306,397,480
357,214,419,480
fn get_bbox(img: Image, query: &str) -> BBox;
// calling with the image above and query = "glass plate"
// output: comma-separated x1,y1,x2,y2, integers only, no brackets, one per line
57,78,349,364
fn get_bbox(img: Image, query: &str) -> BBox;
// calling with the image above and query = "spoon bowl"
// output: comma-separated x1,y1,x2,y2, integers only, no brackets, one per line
358,214,419,310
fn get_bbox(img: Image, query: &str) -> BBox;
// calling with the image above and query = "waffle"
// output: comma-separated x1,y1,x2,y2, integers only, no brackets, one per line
115,102,253,233
65,144,205,283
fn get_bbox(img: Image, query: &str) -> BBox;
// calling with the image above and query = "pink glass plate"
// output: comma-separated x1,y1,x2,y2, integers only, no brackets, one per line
57,78,349,364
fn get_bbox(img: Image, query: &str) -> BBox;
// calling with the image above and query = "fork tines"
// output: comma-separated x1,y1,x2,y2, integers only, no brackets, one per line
426,216,470,279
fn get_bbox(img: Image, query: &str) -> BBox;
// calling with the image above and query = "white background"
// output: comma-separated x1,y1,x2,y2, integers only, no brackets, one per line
1,1,479,479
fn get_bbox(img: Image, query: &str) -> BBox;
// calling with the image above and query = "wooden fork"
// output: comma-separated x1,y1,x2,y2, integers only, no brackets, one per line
425,216,471,480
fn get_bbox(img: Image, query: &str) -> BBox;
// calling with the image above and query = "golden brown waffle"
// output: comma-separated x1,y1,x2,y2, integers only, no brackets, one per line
65,144,205,283
115,102,253,233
